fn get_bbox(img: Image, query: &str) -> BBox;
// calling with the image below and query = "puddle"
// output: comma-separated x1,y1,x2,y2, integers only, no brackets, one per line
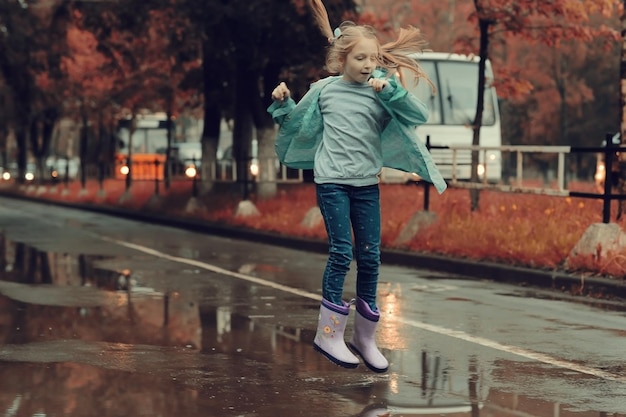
0,233,622,416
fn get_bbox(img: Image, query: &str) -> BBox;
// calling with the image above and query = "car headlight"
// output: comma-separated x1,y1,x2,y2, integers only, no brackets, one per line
2,172,10,180
25,172,34,181
120,165,129,175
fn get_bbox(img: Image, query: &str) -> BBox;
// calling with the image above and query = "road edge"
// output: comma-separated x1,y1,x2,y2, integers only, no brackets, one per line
1,190,625,302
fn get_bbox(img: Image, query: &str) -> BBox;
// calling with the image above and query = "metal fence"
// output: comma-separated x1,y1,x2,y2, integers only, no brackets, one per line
8,134,626,223
422,133,626,223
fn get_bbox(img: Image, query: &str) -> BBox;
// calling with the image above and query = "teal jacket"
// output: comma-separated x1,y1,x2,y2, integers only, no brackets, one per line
267,70,447,194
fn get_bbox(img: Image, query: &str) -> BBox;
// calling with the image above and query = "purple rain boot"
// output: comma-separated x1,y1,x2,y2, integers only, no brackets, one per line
313,298,360,369
349,297,389,373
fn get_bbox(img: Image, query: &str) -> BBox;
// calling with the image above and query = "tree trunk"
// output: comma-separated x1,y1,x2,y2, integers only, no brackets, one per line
28,108,57,184
232,63,255,199
199,33,221,195
255,126,277,199
125,113,136,190
617,0,626,219
470,15,491,211
0,125,7,168
252,64,281,200
15,127,28,184
200,103,220,195
12,88,31,184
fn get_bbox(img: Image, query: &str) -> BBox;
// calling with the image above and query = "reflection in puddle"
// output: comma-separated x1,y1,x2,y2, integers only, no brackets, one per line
0,234,621,416
0,235,201,349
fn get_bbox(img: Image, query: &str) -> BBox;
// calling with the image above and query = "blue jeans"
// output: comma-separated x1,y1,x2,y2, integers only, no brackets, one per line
316,183,381,310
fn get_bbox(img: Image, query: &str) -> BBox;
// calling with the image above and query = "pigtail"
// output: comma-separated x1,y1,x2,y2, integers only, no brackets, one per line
308,0,433,89
308,0,334,43
380,27,433,89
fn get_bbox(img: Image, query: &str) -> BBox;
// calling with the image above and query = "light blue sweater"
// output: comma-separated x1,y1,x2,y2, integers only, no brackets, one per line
314,78,387,186
267,69,447,194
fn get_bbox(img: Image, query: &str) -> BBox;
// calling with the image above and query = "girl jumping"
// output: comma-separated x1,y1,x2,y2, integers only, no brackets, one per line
268,0,446,373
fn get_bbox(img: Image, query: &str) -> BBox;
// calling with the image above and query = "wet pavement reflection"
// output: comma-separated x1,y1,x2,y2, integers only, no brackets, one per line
0,226,624,416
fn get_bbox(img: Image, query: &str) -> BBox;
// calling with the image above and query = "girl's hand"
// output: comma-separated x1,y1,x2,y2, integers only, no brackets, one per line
272,82,290,102
368,78,388,93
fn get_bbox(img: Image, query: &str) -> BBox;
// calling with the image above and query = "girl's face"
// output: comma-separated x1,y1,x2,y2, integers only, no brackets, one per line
341,37,379,84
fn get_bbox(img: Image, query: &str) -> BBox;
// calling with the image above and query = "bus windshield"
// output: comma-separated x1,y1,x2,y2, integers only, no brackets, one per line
381,53,503,184
408,60,496,126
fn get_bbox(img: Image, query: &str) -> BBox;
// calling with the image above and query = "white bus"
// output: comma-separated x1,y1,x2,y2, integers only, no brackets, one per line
381,52,502,184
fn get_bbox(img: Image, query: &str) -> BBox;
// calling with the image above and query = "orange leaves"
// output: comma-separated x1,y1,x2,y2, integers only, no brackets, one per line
458,0,622,52
492,67,534,99
196,182,608,275
66,26,99,56
26,178,626,280
63,27,107,79
580,0,623,19
464,0,622,51
61,26,116,102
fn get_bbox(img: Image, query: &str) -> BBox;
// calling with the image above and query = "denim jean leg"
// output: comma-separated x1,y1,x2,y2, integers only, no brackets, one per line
351,184,381,310
316,184,353,305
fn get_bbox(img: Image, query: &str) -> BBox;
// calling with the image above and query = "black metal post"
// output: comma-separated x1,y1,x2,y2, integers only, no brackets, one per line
98,161,104,191
154,158,160,195
125,158,131,191
191,157,198,197
243,151,249,201
64,158,70,189
163,292,170,326
602,133,615,223
80,162,86,190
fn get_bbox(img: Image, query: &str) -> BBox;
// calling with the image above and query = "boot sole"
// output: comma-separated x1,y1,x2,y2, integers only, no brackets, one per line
313,343,359,369
348,342,389,373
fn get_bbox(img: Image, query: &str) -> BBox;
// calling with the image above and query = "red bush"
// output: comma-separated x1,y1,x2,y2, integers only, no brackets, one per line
7,179,626,280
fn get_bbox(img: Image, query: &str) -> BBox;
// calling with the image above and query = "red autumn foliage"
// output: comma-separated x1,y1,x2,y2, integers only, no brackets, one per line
8,179,626,280
361,0,621,147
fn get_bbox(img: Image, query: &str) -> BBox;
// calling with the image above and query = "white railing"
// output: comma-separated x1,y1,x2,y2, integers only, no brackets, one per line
444,145,574,196
210,158,304,184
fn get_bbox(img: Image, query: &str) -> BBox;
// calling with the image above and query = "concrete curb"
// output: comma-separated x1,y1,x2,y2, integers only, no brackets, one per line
2,190,625,302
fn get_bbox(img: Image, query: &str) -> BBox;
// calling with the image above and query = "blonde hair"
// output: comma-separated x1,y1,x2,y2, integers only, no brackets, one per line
308,0,431,87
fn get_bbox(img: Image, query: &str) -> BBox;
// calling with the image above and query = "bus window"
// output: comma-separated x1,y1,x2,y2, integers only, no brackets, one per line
410,61,441,124
437,61,496,126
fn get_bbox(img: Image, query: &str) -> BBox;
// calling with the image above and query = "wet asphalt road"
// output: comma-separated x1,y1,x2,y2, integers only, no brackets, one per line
0,196,624,417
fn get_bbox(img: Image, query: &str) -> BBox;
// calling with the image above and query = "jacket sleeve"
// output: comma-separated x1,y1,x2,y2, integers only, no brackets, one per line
267,82,326,169
377,75,429,127
267,98,296,125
